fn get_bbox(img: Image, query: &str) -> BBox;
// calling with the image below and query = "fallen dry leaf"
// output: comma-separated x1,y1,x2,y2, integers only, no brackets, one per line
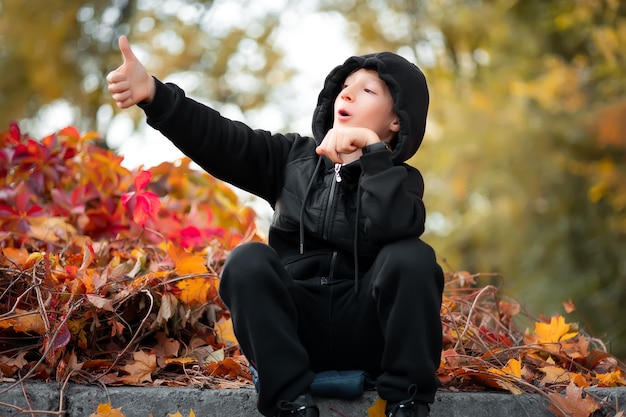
547,382,601,417
121,351,157,384
89,403,126,417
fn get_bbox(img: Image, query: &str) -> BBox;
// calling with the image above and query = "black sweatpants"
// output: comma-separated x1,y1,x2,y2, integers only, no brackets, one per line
219,238,444,417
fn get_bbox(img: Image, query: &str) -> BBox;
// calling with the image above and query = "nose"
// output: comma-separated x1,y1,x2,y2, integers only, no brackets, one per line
340,85,354,101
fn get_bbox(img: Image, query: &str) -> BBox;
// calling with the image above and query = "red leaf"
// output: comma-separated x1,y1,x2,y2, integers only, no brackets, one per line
134,170,152,191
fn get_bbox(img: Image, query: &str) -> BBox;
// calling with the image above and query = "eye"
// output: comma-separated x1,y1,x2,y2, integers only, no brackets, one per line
364,88,376,94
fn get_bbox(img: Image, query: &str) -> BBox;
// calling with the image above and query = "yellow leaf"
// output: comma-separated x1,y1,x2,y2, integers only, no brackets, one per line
89,403,126,417
28,217,77,242
596,370,626,387
502,358,522,378
535,316,578,343
539,365,570,385
216,317,238,347
368,397,387,417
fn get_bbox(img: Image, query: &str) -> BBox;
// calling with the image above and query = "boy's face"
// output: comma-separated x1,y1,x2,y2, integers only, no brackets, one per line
333,68,399,143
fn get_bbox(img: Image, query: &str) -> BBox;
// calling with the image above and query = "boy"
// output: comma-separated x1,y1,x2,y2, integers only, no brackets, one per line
107,36,444,417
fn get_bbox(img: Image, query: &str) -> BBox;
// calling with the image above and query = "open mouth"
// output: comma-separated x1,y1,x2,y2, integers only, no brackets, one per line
338,109,350,117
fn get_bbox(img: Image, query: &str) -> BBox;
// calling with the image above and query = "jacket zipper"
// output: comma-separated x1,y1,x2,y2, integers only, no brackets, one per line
321,250,338,285
322,173,337,240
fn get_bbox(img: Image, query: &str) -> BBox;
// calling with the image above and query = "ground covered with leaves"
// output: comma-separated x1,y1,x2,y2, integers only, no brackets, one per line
0,125,625,417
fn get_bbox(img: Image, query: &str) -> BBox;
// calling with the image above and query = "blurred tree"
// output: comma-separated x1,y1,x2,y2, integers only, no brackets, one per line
0,0,290,136
318,0,626,358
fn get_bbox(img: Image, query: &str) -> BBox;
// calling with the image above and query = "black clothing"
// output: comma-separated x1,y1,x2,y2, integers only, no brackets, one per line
139,52,443,417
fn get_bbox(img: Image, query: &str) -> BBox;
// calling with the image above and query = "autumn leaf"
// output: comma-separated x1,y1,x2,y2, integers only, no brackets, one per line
596,370,626,387
368,397,387,417
0,351,28,377
488,358,522,379
216,317,238,347
89,403,126,417
121,351,157,384
0,309,46,334
168,410,195,417
547,382,601,417
28,216,77,242
531,315,578,344
539,364,570,385
121,170,161,227
167,243,209,275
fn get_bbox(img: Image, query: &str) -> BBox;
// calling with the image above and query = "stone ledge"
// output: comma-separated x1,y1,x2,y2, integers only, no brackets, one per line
1,382,625,416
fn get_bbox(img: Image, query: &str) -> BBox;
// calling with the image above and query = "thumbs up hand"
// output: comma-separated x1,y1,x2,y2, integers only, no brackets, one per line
107,36,155,109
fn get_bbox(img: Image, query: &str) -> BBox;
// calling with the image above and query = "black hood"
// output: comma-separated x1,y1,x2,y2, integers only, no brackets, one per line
312,52,429,164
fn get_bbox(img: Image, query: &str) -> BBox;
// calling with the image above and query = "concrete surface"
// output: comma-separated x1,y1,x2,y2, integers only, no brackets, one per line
1,382,625,416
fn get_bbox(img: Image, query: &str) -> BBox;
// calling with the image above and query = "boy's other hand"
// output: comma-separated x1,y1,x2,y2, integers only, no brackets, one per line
316,127,379,164
107,36,155,109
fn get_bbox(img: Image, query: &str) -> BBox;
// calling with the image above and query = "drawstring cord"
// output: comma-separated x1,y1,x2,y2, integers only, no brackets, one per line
353,180,362,293
299,156,323,254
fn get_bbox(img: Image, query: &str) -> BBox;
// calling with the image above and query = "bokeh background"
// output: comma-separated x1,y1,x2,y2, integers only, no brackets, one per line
2,0,625,359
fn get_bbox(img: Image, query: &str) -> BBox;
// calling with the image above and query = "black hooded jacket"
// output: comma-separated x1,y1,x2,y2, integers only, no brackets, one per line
139,52,430,284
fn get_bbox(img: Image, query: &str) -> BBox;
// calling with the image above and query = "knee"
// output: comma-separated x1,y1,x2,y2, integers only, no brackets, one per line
375,238,443,292
379,238,438,274
222,242,277,284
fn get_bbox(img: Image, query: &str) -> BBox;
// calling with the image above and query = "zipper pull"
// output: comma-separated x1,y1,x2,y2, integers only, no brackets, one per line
334,163,342,183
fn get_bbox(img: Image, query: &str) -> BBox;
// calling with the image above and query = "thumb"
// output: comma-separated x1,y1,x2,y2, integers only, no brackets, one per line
118,35,137,63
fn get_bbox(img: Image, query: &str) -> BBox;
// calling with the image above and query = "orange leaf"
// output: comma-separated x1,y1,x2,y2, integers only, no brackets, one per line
547,382,601,417
89,403,126,417
167,243,209,275
562,299,576,314
534,315,578,343
0,309,46,334
368,397,387,417
176,277,217,305
168,410,195,417
120,351,157,384
596,370,626,387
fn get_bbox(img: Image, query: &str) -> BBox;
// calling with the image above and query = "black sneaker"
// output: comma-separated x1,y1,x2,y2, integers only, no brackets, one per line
276,392,319,417
385,401,430,417
385,385,430,417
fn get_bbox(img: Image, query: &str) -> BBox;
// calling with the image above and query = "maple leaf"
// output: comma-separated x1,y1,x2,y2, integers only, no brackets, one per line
547,382,601,417
89,403,126,417
121,351,157,384
0,351,28,377
539,364,570,385
532,315,578,344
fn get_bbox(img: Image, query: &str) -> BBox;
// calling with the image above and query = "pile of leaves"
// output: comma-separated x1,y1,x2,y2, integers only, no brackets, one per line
0,124,624,417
